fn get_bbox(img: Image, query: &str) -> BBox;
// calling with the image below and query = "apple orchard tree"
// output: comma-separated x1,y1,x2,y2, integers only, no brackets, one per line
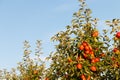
0,40,45,80
0,0,120,80
45,0,120,80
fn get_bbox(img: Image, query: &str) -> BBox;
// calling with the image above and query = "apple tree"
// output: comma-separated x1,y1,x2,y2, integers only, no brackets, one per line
0,40,45,80
45,0,120,80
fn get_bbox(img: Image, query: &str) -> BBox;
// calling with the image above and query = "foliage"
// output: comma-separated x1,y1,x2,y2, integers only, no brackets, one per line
0,40,45,80
0,0,120,80
45,0,120,80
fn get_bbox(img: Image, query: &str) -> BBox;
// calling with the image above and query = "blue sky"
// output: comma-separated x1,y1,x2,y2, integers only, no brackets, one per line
0,0,120,70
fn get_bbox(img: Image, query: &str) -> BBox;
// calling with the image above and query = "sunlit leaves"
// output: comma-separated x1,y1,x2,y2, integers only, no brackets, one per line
0,40,45,80
46,0,120,80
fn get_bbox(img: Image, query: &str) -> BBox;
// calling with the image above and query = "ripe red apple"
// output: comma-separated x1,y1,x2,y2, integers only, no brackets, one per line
76,63,82,69
85,50,90,54
91,57,100,63
90,66,97,72
82,42,88,47
113,48,119,53
80,74,86,80
89,51,94,54
85,46,90,51
83,53,88,59
91,58,96,63
92,31,99,37
45,78,49,80
95,57,100,62
79,45,84,50
116,32,120,38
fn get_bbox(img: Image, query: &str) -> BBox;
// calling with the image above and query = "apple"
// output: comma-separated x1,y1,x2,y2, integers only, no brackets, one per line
113,48,119,53
83,53,88,59
82,41,88,47
85,46,90,51
92,31,99,37
80,74,86,80
90,66,97,72
85,50,90,54
89,51,94,54
76,63,82,69
91,57,100,63
45,78,49,80
91,58,96,63
68,57,72,62
79,45,84,50
95,57,100,62
116,32,120,38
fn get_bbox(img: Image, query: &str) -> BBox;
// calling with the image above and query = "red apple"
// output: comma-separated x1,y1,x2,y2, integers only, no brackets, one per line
83,53,88,59
116,32,120,38
90,66,97,72
91,58,96,63
92,31,99,37
89,51,94,54
76,63,82,69
82,42,88,47
79,45,84,50
95,57,100,62
113,48,119,53
91,57,100,63
85,50,90,54
85,46,90,51
45,78,49,80
80,74,86,80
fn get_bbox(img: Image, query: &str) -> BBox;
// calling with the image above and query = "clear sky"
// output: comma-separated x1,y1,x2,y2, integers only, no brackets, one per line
0,0,120,70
